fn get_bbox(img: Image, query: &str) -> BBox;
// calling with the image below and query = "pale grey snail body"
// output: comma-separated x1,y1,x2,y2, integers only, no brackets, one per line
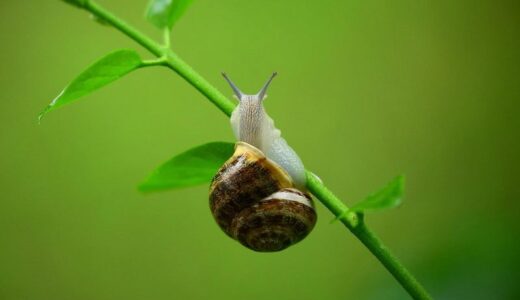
209,73,317,252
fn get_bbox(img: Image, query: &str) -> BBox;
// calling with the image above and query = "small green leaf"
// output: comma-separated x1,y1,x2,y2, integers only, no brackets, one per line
39,49,142,121
62,0,87,8
351,175,405,213
145,0,194,30
139,142,235,192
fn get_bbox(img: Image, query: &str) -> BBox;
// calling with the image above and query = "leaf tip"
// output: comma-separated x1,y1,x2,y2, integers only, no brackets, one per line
137,183,150,193
37,107,50,124
137,177,165,194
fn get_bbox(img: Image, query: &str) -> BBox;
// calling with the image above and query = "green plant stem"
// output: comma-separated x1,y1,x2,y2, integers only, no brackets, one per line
141,57,168,68
85,0,235,117
306,172,432,300
352,222,432,300
85,1,162,56
163,27,171,49
163,52,235,116
79,1,432,299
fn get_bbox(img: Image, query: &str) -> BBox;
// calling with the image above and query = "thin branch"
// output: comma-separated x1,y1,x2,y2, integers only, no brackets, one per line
163,27,171,49
351,221,433,300
84,0,235,117
85,1,163,56
71,2,432,299
140,57,168,68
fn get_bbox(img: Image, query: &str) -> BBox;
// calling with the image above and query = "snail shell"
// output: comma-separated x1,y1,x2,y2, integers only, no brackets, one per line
209,142,317,252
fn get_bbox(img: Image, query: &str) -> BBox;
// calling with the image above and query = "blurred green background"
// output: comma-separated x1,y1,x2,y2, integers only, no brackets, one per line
1,1,519,299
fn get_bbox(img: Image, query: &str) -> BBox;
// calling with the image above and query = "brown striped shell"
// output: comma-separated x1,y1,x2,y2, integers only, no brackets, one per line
209,142,317,252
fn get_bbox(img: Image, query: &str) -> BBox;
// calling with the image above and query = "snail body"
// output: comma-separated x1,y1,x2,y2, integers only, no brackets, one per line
228,73,306,188
209,73,316,252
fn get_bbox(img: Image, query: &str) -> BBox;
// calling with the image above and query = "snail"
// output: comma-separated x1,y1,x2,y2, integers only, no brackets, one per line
209,72,317,252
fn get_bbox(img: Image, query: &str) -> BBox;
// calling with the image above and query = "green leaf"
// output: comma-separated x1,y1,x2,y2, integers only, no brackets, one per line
139,142,235,192
351,175,405,213
62,0,87,8
145,0,194,30
39,50,142,121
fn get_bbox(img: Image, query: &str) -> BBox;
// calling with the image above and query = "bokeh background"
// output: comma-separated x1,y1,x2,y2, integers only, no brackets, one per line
1,1,519,299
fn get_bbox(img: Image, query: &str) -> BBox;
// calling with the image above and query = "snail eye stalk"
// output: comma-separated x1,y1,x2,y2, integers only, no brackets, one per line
257,72,277,101
222,72,244,100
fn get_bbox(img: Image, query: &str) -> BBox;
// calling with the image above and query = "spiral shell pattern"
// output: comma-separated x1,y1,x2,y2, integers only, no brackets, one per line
209,142,316,252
